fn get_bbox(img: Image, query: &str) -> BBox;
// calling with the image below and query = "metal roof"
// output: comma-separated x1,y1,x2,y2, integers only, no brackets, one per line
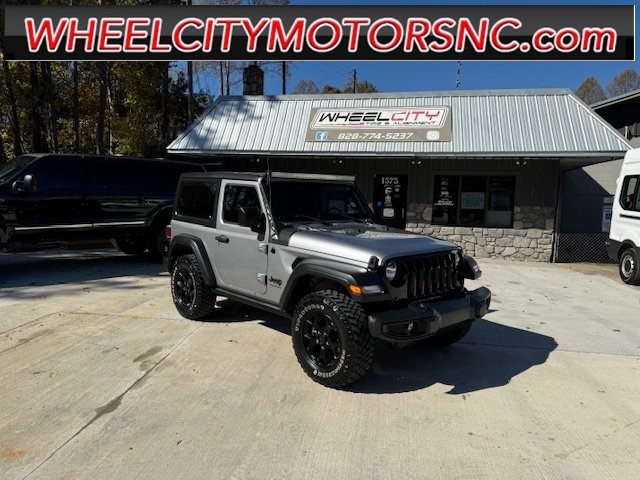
591,89,640,110
167,89,631,158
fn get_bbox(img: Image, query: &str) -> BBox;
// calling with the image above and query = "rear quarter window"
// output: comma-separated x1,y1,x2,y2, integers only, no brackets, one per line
175,181,218,225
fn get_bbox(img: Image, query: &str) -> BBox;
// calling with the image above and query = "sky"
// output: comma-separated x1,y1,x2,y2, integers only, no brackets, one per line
217,0,639,97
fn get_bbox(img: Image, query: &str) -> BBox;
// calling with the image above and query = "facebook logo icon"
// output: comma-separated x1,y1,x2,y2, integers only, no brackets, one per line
315,131,328,141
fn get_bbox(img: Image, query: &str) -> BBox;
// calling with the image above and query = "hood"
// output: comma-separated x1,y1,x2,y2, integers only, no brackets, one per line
285,223,458,264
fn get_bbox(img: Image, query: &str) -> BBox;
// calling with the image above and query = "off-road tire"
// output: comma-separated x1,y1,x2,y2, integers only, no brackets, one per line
113,237,146,255
619,248,640,285
292,289,374,388
171,254,217,320
424,320,472,347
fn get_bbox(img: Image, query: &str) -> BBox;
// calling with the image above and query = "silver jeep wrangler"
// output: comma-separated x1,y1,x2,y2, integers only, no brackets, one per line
166,172,491,388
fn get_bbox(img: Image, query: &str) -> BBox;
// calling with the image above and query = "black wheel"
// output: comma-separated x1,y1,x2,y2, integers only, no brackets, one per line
619,248,640,285
292,289,373,388
147,224,169,260
171,254,217,320
424,320,472,348
113,237,146,255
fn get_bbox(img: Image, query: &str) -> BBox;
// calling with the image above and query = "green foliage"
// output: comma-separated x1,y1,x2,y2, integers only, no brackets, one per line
0,60,212,160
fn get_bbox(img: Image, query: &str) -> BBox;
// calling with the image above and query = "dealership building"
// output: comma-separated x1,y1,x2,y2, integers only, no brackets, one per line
167,88,630,262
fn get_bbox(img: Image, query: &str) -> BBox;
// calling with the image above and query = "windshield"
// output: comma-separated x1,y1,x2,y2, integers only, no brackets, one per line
269,181,373,224
0,155,35,183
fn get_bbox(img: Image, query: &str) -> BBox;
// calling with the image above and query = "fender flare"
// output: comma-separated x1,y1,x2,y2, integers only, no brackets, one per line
279,258,387,312
167,234,216,286
146,204,173,229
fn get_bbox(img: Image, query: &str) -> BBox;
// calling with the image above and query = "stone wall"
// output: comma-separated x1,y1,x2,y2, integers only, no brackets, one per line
406,205,556,262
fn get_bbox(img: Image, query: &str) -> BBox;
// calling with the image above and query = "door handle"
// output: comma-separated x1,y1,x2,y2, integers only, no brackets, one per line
215,235,229,244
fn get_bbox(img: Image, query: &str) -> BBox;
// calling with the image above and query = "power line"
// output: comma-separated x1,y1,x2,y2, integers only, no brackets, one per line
306,62,353,88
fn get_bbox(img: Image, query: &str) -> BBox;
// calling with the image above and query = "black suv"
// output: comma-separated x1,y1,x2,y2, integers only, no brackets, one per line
0,153,206,257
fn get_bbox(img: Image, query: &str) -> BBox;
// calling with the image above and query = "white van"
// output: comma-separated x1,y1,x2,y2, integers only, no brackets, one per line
607,148,640,285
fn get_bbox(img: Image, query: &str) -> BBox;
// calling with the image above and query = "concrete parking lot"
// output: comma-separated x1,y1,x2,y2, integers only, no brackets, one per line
0,249,639,480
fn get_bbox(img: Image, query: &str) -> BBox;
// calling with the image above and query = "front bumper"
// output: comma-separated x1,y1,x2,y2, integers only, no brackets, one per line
605,239,621,262
368,287,491,343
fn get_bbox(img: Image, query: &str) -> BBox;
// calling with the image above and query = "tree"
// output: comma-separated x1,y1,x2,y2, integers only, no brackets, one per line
344,78,379,94
0,129,6,164
29,62,47,152
322,85,342,94
318,78,380,95
95,62,109,154
607,68,640,98
40,61,58,151
0,50,23,156
72,61,80,152
194,0,291,95
575,76,607,105
293,79,320,94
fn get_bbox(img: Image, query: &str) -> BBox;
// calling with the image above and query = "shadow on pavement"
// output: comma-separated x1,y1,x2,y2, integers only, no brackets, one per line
213,299,291,335
214,301,558,395
351,319,558,395
0,249,165,291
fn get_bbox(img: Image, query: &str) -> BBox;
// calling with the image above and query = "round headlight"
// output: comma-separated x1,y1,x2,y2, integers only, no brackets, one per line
385,261,398,281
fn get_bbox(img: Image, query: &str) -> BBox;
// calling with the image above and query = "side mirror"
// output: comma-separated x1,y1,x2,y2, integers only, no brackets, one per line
252,213,266,234
11,174,36,194
238,206,260,228
23,175,36,192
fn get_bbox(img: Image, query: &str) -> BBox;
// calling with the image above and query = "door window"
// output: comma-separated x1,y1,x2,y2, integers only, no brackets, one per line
222,185,260,224
90,159,141,194
30,156,83,193
372,175,408,229
620,175,639,211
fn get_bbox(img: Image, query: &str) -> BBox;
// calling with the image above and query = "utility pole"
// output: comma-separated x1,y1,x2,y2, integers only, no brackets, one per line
186,0,194,123
282,61,286,95
352,69,357,93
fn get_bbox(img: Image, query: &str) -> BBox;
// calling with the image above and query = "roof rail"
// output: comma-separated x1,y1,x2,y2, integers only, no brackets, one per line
271,172,356,182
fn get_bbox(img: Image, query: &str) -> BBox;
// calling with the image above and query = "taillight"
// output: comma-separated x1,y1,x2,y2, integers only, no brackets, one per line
165,225,172,239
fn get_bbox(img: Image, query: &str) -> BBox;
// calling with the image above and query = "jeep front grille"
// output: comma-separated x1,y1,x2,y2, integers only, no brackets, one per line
397,252,462,301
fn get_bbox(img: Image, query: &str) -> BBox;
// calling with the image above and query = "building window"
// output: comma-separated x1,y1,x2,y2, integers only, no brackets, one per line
433,176,515,227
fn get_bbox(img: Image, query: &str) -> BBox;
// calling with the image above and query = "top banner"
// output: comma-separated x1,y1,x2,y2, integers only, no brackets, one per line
4,5,635,61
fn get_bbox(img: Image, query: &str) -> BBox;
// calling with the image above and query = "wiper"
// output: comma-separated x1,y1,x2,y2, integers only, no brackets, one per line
325,213,373,224
282,215,332,226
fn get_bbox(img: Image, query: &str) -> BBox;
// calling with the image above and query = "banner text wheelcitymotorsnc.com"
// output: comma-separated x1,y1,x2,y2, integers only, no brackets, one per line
4,5,634,61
